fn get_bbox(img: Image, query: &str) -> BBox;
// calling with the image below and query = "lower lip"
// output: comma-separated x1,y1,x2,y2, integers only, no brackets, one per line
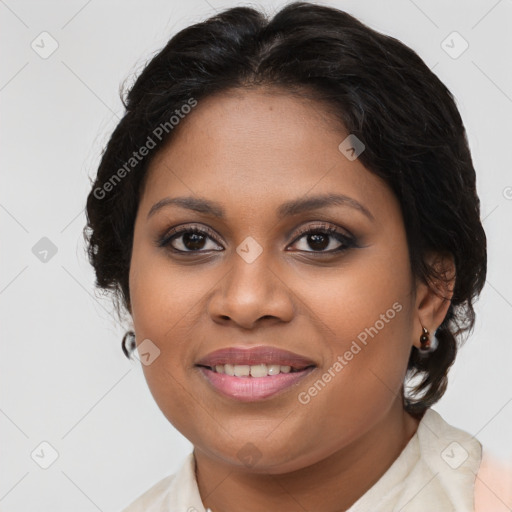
197,366,315,402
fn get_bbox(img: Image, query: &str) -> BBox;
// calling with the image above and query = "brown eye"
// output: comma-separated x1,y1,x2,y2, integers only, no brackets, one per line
158,226,223,253
289,224,356,253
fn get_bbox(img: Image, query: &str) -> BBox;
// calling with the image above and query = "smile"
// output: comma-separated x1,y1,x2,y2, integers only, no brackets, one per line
209,363,303,376
195,345,317,401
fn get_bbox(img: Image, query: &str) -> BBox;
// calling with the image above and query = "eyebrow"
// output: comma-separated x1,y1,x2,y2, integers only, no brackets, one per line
147,193,374,222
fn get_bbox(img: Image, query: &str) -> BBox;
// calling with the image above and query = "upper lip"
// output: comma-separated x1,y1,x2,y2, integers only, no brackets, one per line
195,346,317,370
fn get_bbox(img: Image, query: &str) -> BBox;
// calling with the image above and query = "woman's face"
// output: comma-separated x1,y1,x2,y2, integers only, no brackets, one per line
129,88,422,473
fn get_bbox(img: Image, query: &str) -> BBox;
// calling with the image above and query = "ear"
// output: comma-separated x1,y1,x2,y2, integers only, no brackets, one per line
412,251,456,349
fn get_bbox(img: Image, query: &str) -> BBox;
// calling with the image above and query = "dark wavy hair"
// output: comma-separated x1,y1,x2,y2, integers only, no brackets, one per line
83,1,486,416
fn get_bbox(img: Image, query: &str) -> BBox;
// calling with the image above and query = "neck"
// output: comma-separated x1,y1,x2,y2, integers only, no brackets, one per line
194,401,422,512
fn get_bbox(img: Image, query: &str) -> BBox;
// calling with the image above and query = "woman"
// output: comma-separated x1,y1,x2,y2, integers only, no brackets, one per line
84,2,511,510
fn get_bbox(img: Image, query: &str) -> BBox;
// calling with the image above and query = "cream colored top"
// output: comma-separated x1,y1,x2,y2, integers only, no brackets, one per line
121,408,512,512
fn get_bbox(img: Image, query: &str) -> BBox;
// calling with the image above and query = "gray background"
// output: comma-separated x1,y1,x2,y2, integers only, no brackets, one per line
1,0,511,510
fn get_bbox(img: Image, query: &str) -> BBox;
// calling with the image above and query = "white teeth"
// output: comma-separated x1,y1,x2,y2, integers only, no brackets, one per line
250,364,268,378
234,365,250,377
211,363,296,377
267,364,281,375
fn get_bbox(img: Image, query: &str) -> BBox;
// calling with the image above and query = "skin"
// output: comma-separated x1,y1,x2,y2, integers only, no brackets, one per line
128,87,455,512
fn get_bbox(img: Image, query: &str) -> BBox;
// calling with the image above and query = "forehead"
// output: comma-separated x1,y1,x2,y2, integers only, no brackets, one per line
140,88,397,224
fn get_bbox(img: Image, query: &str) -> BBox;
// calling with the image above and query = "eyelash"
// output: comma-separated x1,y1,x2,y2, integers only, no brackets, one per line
157,223,357,255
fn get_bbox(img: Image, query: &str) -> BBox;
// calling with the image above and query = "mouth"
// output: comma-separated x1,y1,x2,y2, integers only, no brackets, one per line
195,346,317,401
197,363,311,376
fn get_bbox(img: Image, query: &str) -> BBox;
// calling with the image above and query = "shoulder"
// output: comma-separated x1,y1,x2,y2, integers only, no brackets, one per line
475,451,512,512
419,410,512,511
416,408,483,474
413,409,483,510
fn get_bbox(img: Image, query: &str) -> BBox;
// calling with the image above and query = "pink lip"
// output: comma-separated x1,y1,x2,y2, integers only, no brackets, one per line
197,366,316,402
195,346,317,402
195,346,316,369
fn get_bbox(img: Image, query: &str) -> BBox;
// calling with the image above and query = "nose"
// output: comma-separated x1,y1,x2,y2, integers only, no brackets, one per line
207,251,295,330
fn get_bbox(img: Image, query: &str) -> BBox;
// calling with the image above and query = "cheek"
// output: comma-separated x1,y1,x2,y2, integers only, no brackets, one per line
129,251,207,436
289,242,413,417
129,244,229,429
291,239,412,355
129,241,213,341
